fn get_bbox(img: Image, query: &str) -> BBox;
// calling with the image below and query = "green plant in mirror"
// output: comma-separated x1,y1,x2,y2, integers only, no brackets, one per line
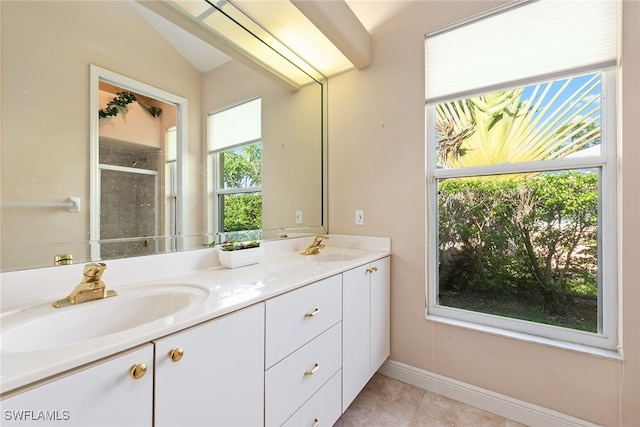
99,90,137,119
99,90,163,119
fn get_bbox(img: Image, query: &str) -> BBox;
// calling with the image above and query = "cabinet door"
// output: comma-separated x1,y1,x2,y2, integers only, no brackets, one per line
0,345,153,427
342,264,370,410
154,303,264,427
370,256,391,375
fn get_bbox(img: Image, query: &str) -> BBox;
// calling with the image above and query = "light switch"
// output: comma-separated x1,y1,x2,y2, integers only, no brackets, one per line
296,210,303,224
355,210,364,225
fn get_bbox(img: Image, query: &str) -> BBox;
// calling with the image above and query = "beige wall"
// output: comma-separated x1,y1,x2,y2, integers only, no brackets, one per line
1,1,203,270
328,1,640,425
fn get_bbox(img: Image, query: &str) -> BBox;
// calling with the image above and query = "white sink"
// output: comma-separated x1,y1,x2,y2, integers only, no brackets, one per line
0,284,209,353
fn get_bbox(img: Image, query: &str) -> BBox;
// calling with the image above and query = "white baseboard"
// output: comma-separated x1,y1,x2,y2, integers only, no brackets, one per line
378,359,600,427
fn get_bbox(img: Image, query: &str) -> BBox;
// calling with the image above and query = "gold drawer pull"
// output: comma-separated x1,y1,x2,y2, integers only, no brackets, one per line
168,347,184,362
312,419,319,427
366,266,379,273
129,363,147,380
305,308,320,318
304,363,320,376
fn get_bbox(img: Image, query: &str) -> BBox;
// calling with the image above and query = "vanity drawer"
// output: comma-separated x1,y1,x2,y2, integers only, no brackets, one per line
265,274,342,368
265,322,342,427
282,370,342,427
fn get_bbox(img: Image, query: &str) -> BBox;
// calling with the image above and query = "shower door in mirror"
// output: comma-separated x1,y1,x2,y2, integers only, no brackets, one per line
95,81,179,260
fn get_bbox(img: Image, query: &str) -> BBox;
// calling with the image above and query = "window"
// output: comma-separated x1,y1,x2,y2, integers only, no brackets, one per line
425,0,618,350
208,98,262,243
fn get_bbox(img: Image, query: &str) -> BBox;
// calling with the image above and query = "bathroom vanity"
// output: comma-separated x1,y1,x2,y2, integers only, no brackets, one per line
0,235,390,426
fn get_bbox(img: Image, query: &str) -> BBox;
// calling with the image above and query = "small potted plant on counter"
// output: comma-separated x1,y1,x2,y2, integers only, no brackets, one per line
217,241,264,268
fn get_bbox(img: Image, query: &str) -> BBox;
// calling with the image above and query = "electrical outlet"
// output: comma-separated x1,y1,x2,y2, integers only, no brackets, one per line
355,210,364,225
295,210,303,224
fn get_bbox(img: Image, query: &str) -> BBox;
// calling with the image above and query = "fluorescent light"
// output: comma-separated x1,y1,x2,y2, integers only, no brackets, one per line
232,0,355,77
170,0,329,87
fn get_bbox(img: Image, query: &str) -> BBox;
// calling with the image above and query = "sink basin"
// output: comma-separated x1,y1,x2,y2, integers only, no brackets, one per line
305,251,362,262
1,284,209,353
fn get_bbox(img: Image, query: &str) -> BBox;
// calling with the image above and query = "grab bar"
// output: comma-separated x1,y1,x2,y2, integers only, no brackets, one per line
1,197,80,212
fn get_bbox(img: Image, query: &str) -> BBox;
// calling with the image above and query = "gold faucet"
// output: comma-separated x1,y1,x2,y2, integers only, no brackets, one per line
52,263,117,308
302,236,329,255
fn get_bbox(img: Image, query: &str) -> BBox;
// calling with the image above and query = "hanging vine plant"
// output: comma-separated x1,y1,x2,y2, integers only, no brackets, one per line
99,90,162,119
99,90,137,119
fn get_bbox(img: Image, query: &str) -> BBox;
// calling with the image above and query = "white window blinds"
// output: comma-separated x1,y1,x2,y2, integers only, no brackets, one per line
425,0,618,103
208,98,261,152
165,126,177,162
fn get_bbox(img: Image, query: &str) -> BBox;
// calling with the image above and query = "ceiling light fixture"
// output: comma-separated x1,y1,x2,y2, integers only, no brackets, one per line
140,0,370,90
170,0,325,88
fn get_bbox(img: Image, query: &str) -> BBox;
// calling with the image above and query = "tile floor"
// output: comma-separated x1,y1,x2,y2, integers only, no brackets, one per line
334,373,528,427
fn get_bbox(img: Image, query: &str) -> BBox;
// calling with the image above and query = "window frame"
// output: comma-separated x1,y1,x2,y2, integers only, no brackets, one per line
165,126,178,241
211,140,262,235
425,70,619,351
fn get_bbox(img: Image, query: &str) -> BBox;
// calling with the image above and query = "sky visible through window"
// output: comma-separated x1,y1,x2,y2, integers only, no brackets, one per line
519,72,601,138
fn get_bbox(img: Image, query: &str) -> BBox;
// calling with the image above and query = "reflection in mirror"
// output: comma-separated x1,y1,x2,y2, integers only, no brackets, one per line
208,97,263,243
202,58,325,244
0,0,326,272
92,66,186,261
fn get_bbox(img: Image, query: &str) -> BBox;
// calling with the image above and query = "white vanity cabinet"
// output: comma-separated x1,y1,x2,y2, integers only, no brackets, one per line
0,344,153,427
0,245,392,427
153,303,265,427
342,256,391,409
370,257,392,372
264,275,343,427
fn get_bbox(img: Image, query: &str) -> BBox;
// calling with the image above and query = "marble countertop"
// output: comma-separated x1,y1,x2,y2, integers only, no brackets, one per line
0,235,390,394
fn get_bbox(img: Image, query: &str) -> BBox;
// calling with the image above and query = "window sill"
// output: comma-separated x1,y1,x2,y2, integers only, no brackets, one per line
425,313,622,361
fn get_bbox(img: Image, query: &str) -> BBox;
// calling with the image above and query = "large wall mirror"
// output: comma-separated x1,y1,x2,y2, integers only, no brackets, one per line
1,0,327,272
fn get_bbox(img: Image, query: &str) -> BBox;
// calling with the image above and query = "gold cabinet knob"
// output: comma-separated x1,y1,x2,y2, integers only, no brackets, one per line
129,363,147,380
366,266,379,273
168,347,184,362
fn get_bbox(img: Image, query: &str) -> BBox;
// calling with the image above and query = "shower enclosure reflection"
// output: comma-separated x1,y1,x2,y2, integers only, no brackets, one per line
91,67,187,262
99,84,173,259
